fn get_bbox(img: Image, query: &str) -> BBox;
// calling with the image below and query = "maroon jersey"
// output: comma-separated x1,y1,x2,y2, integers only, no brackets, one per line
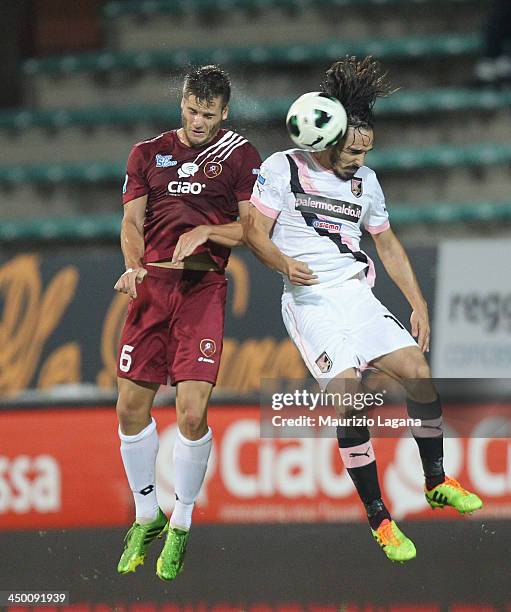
122,128,261,269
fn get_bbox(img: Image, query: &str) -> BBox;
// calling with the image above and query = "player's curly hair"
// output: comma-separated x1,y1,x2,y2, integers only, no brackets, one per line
321,56,397,128
183,65,231,106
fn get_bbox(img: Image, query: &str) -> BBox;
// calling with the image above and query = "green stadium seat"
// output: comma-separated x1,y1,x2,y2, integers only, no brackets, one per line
2,201,510,243
0,144,509,185
102,0,477,19
1,88,508,131
22,34,481,76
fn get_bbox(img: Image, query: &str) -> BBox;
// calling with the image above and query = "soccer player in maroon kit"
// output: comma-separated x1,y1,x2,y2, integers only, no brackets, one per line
113,65,261,580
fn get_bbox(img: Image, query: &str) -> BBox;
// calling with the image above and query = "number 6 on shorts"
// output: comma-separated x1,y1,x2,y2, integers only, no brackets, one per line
119,344,134,372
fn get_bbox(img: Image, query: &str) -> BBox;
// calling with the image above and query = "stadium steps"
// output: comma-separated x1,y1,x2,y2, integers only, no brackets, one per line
2,201,510,243
2,89,510,131
1,144,510,185
22,34,481,76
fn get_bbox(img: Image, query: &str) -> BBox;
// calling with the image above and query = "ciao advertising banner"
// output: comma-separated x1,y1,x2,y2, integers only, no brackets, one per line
0,406,509,530
432,238,511,377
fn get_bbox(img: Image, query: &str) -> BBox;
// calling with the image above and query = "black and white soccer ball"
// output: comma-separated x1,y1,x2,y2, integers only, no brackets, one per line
286,92,348,151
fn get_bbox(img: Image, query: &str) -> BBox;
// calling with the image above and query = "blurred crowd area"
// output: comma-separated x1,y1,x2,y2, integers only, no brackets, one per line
0,0,510,243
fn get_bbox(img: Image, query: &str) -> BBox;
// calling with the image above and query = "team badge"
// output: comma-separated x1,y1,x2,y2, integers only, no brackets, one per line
315,351,332,374
351,178,363,198
204,162,223,178
200,339,216,358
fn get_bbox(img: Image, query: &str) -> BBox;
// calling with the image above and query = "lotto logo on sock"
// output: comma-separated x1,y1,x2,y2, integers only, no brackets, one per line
139,485,155,496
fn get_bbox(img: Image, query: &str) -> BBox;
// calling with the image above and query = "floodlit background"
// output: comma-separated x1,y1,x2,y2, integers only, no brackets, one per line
0,1,510,610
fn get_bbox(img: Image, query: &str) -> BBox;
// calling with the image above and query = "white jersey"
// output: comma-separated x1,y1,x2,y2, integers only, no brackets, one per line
250,149,390,290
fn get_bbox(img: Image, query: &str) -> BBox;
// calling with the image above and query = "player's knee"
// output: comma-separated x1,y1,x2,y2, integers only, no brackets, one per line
176,394,207,438
407,359,432,380
116,388,152,430
176,408,207,438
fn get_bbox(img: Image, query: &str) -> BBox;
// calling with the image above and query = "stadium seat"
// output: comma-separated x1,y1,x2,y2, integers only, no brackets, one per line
22,34,481,76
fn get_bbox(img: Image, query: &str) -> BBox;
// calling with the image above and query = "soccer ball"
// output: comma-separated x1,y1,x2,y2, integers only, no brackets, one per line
286,92,348,151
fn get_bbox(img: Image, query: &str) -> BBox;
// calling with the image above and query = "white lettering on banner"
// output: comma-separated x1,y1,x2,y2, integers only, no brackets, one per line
468,417,511,497
0,455,60,514
220,420,352,499
432,239,511,377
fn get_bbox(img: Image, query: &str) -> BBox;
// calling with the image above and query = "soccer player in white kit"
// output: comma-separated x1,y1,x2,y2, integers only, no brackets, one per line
243,56,482,562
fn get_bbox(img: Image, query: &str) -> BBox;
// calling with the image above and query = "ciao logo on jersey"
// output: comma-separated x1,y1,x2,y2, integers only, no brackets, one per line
168,181,206,195
295,193,362,222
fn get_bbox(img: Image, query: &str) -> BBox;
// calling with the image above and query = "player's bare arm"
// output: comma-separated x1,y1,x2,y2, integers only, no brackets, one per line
172,220,244,264
371,227,430,352
242,204,318,286
114,195,148,299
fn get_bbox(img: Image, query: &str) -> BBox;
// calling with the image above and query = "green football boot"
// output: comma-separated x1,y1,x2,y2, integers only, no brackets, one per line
156,523,190,581
117,508,168,574
425,476,483,514
371,519,417,563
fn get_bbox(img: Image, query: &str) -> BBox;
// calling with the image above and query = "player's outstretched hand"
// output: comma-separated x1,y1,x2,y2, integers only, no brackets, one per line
284,256,319,286
114,267,147,299
172,226,211,263
410,307,430,352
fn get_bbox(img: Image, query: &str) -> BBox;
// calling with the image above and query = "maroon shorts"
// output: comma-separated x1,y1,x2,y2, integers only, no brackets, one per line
117,266,227,386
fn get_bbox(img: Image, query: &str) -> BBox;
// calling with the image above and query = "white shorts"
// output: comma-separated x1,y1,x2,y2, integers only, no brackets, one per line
281,276,417,388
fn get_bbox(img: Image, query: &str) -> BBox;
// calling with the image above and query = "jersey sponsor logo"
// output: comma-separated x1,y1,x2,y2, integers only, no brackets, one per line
295,193,362,222
315,351,332,374
177,162,200,178
168,181,206,194
204,161,223,178
155,153,177,167
351,177,363,198
312,220,342,233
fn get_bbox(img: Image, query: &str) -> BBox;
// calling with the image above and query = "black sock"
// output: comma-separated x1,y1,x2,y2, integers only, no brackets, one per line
337,424,390,529
407,396,445,489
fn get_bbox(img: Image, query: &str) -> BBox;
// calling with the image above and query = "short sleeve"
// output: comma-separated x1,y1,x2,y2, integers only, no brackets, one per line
233,143,262,203
250,152,289,220
364,175,390,234
122,144,150,205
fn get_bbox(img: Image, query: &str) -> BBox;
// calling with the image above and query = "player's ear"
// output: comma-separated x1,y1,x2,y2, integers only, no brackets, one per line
222,105,229,121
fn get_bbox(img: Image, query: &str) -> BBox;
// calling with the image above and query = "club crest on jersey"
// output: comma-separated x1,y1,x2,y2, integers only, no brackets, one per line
178,162,199,178
155,154,177,167
200,338,216,358
204,161,223,178
351,178,363,198
315,351,332,374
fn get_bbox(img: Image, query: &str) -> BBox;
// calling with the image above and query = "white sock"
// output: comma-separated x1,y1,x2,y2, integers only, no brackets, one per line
119,418,160,524
170,427,212,531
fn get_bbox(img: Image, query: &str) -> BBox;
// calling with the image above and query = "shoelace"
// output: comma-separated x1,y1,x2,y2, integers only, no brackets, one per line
442,477,469,496
376,521,401,547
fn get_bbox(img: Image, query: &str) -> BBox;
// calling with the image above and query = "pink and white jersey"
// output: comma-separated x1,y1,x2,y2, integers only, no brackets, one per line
250,149,390,289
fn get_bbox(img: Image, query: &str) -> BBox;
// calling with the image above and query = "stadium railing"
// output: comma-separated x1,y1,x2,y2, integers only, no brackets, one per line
1,89,510,131
102,0,480,19
1,144,510,185
22,34,481,76
3,202,511,243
